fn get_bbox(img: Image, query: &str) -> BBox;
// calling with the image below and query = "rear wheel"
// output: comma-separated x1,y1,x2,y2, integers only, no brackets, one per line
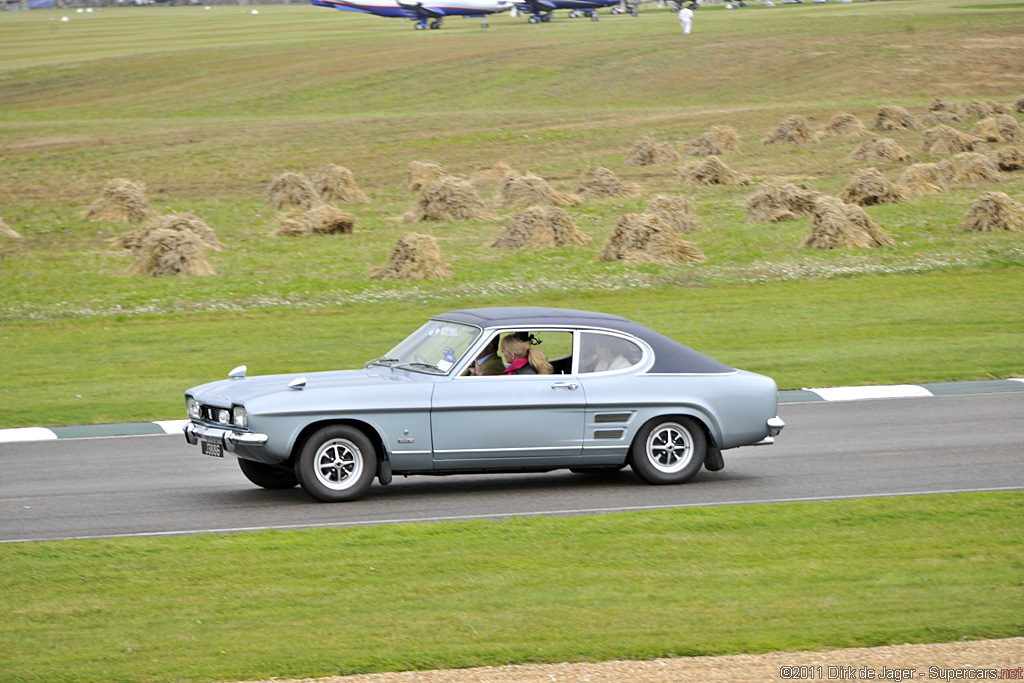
630,417,706,485
237,458,298,490
295,425,376,502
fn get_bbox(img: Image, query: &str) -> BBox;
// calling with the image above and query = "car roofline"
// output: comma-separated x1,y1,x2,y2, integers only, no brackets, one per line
431,307,735,375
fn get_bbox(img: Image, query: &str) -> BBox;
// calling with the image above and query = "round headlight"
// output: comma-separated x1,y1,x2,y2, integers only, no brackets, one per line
232,406,248,430
187,398,201,420
217,409,231,424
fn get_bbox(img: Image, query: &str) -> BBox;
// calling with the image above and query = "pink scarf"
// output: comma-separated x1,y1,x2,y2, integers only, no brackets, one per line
504,357,530,375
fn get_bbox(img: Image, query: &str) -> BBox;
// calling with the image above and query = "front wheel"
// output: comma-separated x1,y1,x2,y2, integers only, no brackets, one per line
237,458,298,489
630,417,706,485
295,425,376,502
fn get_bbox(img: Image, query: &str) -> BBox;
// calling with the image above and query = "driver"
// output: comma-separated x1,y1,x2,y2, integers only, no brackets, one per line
465,336,505,376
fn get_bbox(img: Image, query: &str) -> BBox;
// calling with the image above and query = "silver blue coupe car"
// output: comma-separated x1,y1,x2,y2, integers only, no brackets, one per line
184,307,784,502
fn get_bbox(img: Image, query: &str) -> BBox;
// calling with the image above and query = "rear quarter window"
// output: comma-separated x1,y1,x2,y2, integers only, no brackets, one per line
580,332,643,374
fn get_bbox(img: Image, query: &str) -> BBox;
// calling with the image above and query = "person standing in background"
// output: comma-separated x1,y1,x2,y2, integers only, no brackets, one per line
679,3,695,34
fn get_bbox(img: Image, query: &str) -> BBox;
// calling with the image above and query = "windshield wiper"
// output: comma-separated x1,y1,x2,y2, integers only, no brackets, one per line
394,361,445,375
366,356,400,368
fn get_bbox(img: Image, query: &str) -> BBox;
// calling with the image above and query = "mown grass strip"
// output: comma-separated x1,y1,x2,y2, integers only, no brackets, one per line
1,491,1021,683
2,267,1022,429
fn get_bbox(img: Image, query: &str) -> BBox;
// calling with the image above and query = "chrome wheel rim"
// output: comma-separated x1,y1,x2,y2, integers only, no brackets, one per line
314,438,363,491
646,422,694,474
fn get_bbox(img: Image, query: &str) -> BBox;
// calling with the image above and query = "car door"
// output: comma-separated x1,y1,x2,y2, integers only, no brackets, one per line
576,331,649,463
429,329,586,469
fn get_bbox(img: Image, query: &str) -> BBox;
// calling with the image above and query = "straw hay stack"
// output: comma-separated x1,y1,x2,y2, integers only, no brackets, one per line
127,227,216,276
745,178,820,222
0,217,20,239
898,163,947,196
273,213,311,237
314,164,368,204
927,98,964,123
975,115,1022,143
874,105,919,130
599,213,706,265
821,113,868,137
113,213,223,254
763,115,816,144
990,146,1024,172
407,161,447,192
647,194,700,233
490,206,591,249
963,100,1013,118
83,179,156,224
369,233,451,281
938,152,1000,185
469,162,518,185
801,196,894,249
575,166,641,199
500,173,581,208
625,135,681,166
839,168,906,206
922,125,980,155
403,175,496,223
925,110,964,125
273,206,356,236
267,172,320,211
959,192,1024,233
688,126,741,155
1015,96,1024,113
849,137,912,164
679,155,750,186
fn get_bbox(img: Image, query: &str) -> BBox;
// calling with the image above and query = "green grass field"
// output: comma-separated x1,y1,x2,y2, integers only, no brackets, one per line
1,4,1023,681
2,492,1022,683
1,0,1023,429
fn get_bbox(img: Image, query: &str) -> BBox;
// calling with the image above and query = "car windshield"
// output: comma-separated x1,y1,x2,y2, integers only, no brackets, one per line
372,320,481,374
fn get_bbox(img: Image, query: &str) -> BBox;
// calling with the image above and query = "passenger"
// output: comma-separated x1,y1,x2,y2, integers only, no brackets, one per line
466,336,505,376
500,333,553,375
592,339,633,372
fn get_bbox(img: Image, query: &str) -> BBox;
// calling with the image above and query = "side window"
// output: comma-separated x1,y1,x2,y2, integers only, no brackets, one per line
461,334,504,377
580,333,643,374
496,330,574,376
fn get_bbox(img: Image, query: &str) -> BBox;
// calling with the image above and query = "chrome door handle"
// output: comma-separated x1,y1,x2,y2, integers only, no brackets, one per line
551,382,579,390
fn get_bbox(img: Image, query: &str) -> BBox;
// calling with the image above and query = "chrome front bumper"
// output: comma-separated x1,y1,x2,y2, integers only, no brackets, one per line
183,422,269,452
753,416,786,446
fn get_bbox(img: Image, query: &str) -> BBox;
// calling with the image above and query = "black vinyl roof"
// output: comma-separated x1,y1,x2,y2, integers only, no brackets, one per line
436,307,734,375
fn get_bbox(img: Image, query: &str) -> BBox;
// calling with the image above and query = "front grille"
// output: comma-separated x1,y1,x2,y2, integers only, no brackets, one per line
200,404,233,426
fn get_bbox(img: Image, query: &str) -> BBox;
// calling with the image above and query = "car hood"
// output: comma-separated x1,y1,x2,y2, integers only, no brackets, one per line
186,367,418,407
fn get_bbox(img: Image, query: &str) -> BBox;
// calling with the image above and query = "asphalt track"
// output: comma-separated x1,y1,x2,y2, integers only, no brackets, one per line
1,387,1022,544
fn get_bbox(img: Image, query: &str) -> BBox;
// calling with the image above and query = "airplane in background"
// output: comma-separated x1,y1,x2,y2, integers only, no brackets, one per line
310,0,512,29
511,0,637,23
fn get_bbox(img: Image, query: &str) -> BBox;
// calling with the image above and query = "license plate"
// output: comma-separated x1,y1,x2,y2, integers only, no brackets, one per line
201,440,223,458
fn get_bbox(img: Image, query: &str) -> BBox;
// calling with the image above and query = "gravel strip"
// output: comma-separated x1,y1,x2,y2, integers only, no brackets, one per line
238,638,1022,683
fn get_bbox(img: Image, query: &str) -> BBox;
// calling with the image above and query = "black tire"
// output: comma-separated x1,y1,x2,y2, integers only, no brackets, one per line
237,458,299,489
295,425,376,502
630,417,706,485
